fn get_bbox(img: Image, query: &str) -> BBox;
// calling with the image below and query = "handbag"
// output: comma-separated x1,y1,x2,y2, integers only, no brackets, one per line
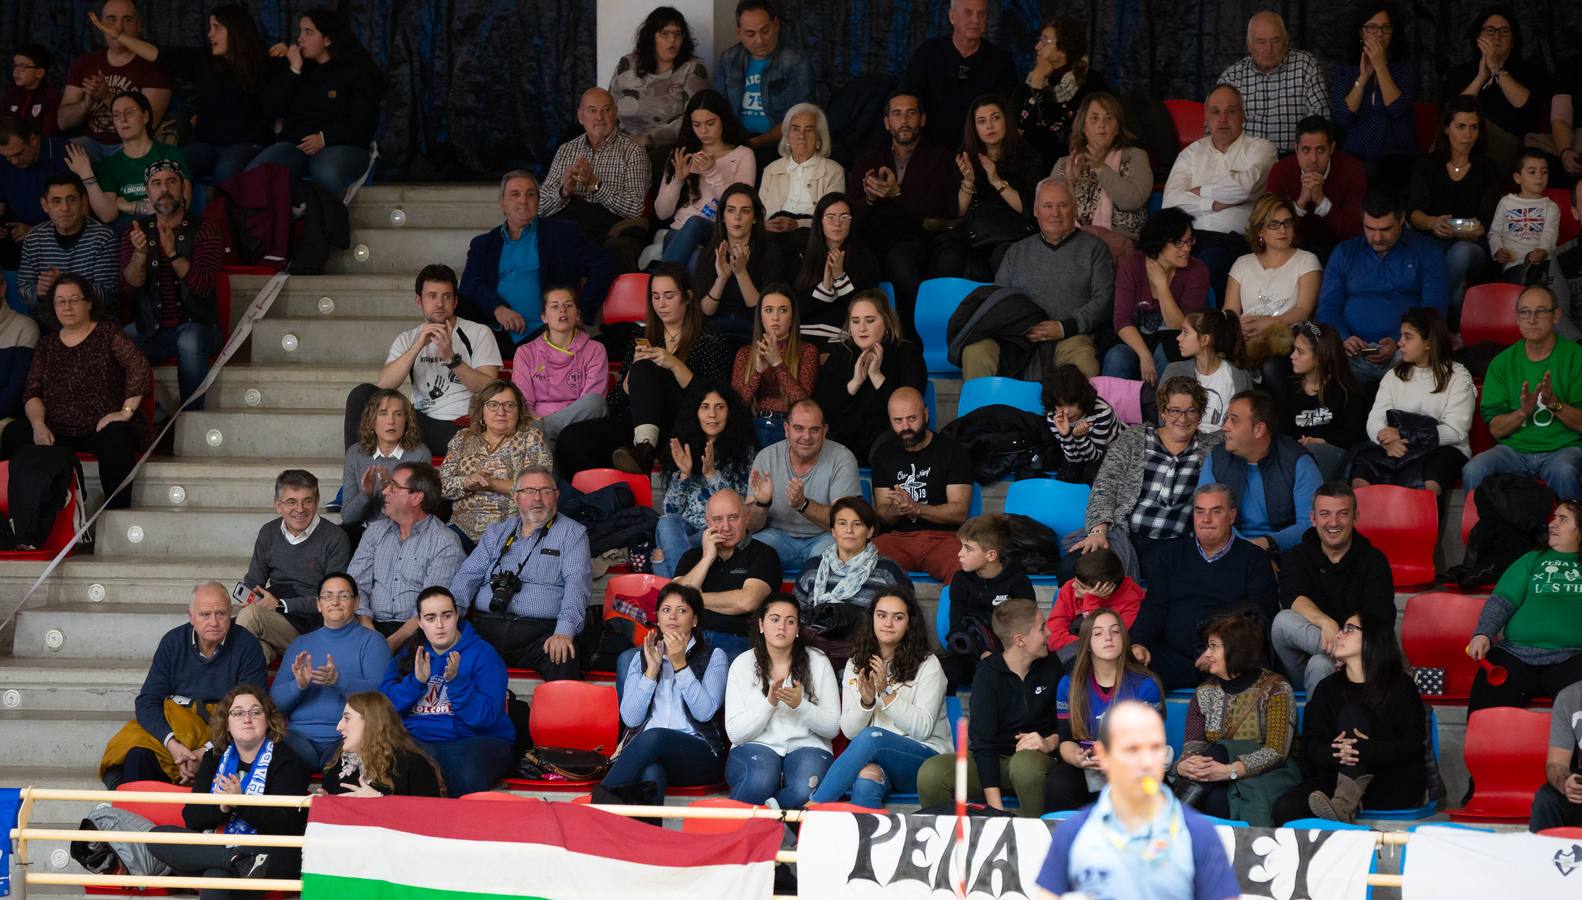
1411,666,1445,697
1170,680,1272,809
965,204,1034,249
517,747,612,782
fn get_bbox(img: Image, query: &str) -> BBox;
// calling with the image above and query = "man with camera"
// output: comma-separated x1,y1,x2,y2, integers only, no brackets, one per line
670,489,781,662
451,465,591,680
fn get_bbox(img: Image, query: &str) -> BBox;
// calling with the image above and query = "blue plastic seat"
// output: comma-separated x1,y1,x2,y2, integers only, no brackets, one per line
956,376,1044,418
878,282,896,307
935,585,952,646
914,278,987,375
1004,478,1089,544
1041,810,1079,821
1199,815,1250,827
1360,707,1440,820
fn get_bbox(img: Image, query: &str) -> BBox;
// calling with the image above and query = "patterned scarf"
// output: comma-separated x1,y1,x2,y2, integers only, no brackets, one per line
213,739,274,835
810,542,879,607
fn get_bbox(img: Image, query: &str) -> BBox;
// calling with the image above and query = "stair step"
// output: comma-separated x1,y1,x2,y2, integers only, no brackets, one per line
127,457,343,508
323,227,476,276
14,603,194,659
349,184,497,231
0,557,251,607
0,709,135,769
173,408,344,460
0,658,150,711
251,317,412,365
164,364,372,412
95,508,338,557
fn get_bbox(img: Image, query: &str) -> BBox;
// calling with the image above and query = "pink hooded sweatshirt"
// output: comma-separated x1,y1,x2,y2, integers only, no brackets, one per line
511,330,607,417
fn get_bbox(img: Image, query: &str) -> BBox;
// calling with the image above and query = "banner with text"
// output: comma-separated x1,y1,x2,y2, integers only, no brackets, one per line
1403,828,1582,897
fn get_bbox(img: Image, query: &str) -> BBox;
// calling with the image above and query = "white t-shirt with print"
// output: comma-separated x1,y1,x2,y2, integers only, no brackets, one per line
387,317,502,421
1198,362,1238,432
1229,249,1321,318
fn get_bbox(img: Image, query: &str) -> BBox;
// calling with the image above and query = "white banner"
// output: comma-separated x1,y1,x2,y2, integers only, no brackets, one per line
796,812,1378,900
1403,829,1582,897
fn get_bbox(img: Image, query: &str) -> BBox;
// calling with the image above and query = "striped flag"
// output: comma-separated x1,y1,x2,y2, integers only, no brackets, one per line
302,796,783,899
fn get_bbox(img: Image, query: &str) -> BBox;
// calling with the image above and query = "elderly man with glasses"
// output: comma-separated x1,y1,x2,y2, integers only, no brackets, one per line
451,465,592,680
350,461,465,651
1462,285,1582,500
235,469,351,664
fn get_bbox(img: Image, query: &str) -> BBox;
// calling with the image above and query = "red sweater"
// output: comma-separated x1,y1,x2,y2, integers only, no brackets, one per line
1045,577,1146,652
1266,151,1366,249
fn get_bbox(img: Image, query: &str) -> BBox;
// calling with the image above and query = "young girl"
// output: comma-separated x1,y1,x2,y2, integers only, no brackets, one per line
1490,149,1570,315
810,588,952,808
731,285,819,447
1041,364,1118,484
321,691,445,797
724,595,840,808
1278,321,1365,480
692,183,783,345
657,90,757,267
511,286,608,443
794,192,881,349
1163,309,1254,432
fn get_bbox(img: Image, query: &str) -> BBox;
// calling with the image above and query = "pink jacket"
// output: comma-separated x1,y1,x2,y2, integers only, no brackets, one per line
512,330,607,417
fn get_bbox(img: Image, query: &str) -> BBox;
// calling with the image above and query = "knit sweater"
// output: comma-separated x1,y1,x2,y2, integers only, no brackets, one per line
1364,362,1477,457
17,219,120,311
1131,537,1280,661
1085,425,1223,533
1181,669,1295,776
135,624,268,745
837,655,953,755
338,443,434,527
724,648,841,755
243,518,352,629
510,330,607,418
994,229,1115,338
269,622,393,746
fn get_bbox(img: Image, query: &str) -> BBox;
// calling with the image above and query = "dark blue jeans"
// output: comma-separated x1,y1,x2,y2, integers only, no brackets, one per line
703,629,750,663
726,743,833,809
810,727,936,807
420,736,513,797
128,321,222,410
599,727,722,799
185,142,264,183
247,142,372,200
281,728,338,770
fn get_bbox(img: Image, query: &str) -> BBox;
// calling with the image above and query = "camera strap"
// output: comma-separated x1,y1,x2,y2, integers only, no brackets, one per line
492,516,554,580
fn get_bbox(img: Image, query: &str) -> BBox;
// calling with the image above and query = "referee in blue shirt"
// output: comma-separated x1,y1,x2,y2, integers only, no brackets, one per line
1035,701,1239,900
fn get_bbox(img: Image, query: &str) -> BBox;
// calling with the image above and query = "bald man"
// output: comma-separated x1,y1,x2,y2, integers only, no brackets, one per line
103,581,268,787
59,0,172,153
671,489,782,661
1216,11,1328,153
870,386,975,580
536,85,649,271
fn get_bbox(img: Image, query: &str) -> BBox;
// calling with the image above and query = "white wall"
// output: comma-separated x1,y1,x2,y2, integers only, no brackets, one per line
596,0,723,89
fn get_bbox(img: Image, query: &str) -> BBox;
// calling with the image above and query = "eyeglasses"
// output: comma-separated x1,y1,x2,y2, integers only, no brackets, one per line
1361,23,1393,35
1516,307,1557,320
1264,218,1295,231
278,498,316,509
317,591,354,602
1168,233,1195,249
1340,622,1363,635
384,480,416,493
821,213,853,223
229,707,267,720
1162,406,1203,421
483,400,519,412
53,296,90,307
513,486,557,497
1480,26,1513,37
10,63,42,71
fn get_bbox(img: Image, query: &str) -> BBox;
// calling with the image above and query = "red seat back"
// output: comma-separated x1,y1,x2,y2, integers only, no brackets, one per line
603,573,669,648
1163,100,1204,149
1354,484,1437,587
1547,187,1581,245
681,798,759,834
603,273,651,325
1448,707,1551,822
528,681,620,754
571,467,653,507
1412,101,1439,154
113,781,192,828
1459,488,1480,546
458,791,535,801
1460,282,1524,347
1400,592,1484,701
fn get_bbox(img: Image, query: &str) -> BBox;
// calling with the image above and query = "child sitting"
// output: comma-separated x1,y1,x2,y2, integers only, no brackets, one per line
940,514,1034,693
1045,549,1145,663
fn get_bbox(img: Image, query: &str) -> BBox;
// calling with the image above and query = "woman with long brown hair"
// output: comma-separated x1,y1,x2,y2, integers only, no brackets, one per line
731,285,819,447
812,290,927,466
1278,321,1366,480
932,94,1044,281
322,691,445,797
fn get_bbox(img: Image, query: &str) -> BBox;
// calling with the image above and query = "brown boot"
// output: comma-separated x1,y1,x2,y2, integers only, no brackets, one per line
1309,774,1373,823
612,441,655,474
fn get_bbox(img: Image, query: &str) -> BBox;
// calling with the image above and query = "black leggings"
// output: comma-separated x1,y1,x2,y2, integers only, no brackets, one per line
1,419,139,509
555,360,685,476
1044,758,1101,813
1469,647,1582,715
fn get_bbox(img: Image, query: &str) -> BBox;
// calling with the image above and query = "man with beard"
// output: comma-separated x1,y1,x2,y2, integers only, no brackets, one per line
119,158,222,408
846,91,956,339
869,386,974,581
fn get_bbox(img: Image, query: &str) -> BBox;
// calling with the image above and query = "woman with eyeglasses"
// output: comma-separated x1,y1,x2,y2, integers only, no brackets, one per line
437,380,551,551
147,685,311,896
1012,16,1108,168
269,573,392,769
68,90,190,224
794,192,880,350
1272,612,1428,824
1332,2,1419,182
1278,321,1365,480
1102,207,1209,384
1441,5,1545,167
1224,194,1321,389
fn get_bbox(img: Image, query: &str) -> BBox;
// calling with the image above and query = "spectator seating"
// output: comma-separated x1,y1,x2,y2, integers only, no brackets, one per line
1354,484,1438,588
955,376,1044,417
502,681,620,792
602,572,668,650
680,797,758,834
1468,403,1496,458
84,782,199,897
1400,591,1485,702
1359,706,1440,820
1163,99,1204,148
914,278,987,375
1547,188,1581,245
571,468,653,508
1412,102,1439,154
934,585,953,646
1091,375,1144,424
1460,488,1479,546
1459,282,1524,347
0,461,82,562
878,281,896,307
602,272,650,325
1447,706,1551,823
1004,477,1089,545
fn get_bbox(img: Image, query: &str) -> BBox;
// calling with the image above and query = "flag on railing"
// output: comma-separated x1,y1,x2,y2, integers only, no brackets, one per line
0,787,20,896
301,795,782,899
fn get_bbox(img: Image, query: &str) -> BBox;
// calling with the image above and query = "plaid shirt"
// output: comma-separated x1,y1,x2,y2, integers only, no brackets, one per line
1127,427,1205,540
1218,49,1329,153
537,131,648,220
350,514,465,623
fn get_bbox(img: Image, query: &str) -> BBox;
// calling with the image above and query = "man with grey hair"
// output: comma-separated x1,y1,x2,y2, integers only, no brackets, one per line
351,461,464,651
102,581,267,787
900,0,1017,148
459,168,615,356
451,465,591,680
236,469,352,663
960,178,1113,379
1217,10,1329,154
537,87,649,272
1129,481,1279,689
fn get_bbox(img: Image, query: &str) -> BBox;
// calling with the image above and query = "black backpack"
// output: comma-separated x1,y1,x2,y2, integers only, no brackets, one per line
1440,474,1554,588
939,405,1050,483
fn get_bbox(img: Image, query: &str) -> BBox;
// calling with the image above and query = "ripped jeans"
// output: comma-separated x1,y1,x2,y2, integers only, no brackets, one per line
725,743,833,809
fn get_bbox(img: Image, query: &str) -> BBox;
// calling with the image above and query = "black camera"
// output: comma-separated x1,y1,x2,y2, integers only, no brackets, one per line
946,616,996,658
488,571,522,614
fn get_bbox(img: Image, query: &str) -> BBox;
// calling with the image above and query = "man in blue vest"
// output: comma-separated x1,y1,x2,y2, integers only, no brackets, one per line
1198,389,1321,555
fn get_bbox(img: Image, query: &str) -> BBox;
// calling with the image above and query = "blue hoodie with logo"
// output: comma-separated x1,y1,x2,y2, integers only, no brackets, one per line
380,621,513,745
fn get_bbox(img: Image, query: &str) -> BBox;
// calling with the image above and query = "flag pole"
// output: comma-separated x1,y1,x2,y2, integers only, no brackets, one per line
953,714,968,898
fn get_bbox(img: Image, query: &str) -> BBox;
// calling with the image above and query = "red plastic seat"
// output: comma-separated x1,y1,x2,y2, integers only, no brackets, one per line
603,573,669,650
1460,282,1524,347
83,782,194,896
1354,484,1438,587
1539,827,1582,838
459,790,534,801
572,467,653,507
1468,401,1496,458
502,681,620,792
603,272,650,325
1447,707,1550,822
681,798,760,834
1412,101,1439,154
1400,591,1485,701
0,460,81,561
1459,488,1479,546
1163,99,1204,149
1547,188,1580,245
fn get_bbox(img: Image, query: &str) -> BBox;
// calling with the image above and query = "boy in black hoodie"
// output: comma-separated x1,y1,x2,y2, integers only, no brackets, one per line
941,514,1037,692
917,598,1062,817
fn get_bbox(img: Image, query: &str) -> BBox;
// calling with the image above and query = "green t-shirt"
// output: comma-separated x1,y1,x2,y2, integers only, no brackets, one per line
1479,336,1582,453
92,142,190,206
1494,548,1582,649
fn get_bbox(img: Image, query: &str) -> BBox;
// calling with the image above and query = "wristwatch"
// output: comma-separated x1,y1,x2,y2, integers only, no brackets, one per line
753,498,772,508
444,353,462,370
795,497,811,513
1228,767,1239,782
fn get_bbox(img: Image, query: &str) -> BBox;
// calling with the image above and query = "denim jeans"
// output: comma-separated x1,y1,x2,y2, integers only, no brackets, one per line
1435,236,1490,323
653,514,703,577
752,412,785,449
1462,444,1582,500
660,216,715,267
419,736,514,797
1100,341,1170,380
1270,608,1340,693
281,728,339,770
128,321,222,410
247,142,372,200
726,743,833,809
185,142,263,183
752,528,836,573
70,136,120,164
599,726,722,799
1345,349,1400,388
810,727,936,808
702,629,750,663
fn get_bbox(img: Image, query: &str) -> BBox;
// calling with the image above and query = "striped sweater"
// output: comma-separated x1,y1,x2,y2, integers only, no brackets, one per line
16,219,120,311
1045,396,1118,463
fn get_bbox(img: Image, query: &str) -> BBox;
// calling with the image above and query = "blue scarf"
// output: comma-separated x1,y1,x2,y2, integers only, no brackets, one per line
213,739,274,835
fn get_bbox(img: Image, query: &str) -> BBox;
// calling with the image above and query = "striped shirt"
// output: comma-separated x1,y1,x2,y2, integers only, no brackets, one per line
536,131,648,221
349,514,465,623
1047,396,1119,464
16,219,120,311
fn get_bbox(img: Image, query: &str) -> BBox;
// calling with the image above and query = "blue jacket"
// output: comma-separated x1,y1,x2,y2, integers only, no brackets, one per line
713,42,816,131
1200,435,1321,551
1317,229,1448,342
270,622,392,746
1038,792,1240,898
380,621,513,745
458,219,615,323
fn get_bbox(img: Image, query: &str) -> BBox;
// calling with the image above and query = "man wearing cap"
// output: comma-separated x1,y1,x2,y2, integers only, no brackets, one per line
119,158,222,410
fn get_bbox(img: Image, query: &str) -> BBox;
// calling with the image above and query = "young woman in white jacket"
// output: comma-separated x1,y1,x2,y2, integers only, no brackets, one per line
809,587,953,809
724,594,840,808
1352,307,1477,500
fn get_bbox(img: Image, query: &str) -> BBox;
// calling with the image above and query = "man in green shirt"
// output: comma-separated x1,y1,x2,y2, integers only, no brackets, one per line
1465,286,1582,500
